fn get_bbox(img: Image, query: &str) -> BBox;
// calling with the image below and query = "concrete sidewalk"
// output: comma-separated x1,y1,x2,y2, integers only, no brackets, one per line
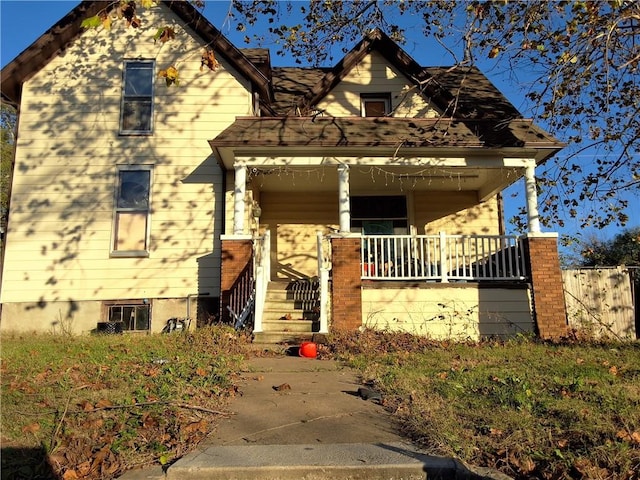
119,353,510,480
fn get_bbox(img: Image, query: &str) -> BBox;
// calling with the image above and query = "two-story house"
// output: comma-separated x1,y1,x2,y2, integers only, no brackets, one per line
0,1,568,340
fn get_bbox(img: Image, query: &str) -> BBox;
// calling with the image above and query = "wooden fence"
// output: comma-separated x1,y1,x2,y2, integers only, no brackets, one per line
562,267,637,339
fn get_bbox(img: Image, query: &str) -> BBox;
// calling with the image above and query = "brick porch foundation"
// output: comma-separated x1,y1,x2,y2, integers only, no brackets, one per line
522,233,568,340
330,236,362,331
220,236,253,324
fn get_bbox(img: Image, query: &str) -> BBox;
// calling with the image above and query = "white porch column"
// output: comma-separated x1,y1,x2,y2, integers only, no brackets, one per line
338,164,351,233
233,164,247,235
524,163,541,233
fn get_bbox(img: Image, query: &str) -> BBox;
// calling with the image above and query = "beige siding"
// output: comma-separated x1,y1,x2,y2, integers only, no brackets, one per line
317,51,439,118
414,192,500,235
260,192,339,278
0,298,196,334
1,5,250,331
362,285,533,340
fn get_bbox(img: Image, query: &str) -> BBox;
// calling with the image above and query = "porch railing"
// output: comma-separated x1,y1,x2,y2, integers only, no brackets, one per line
252,230,271,333
361,232,527,282
228,259,255,330
316,232,331,333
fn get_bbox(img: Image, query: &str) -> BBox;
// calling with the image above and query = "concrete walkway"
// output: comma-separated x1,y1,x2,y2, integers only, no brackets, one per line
118,353,510,480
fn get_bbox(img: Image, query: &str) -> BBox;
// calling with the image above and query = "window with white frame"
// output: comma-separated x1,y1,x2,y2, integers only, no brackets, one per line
106,301,150,331
112,166,152,256
361,93,391,117
120,60,154,134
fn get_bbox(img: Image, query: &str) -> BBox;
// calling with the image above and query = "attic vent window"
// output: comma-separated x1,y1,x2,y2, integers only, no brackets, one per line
361,93,391,117
120,60,154,134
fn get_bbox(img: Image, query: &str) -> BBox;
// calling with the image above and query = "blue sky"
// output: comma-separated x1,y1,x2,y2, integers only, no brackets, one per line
1,1,637,250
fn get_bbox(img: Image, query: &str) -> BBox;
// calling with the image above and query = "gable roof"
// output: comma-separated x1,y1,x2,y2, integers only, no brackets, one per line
1,0,271,105
210,29,563,165
295,29,452,116
267,29,522,120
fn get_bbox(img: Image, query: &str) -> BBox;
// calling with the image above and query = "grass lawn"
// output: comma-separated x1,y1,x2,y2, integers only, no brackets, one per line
1,327,639,479
328,330,640,479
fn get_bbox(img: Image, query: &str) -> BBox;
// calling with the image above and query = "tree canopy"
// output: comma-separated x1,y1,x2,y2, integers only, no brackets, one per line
228,0,639,232
580,227,640,267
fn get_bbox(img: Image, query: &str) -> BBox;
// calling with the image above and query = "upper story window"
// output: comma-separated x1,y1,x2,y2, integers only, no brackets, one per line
120,61,154,134
361,93,391,117
112,166,152,257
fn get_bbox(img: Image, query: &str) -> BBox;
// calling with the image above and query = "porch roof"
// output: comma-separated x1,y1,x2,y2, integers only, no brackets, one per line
209,116,564,168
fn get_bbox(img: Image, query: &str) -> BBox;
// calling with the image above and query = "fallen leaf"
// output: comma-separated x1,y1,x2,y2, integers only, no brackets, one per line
62,470,79,480
95,398,113,409
196,367,208,376
273,383,291,391
254,375,264,381
22,422,40,434
609,365,618,376
76,461,91,476
184,420,208,434
78,400,94,411
617,429,640,444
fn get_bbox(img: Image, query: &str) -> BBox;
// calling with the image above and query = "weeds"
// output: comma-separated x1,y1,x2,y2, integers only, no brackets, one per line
2,326,638,479
1,326,249,479
326,329,640,479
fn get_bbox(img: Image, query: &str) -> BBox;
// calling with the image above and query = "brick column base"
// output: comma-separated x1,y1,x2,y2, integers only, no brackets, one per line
220,237,253,324
330,236,362,331
522,233,568,340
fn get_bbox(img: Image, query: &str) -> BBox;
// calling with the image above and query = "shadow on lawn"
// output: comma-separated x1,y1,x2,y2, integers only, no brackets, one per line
1,446,59,480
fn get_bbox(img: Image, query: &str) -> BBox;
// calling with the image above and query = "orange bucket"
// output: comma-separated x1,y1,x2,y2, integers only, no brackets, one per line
299,341,317,358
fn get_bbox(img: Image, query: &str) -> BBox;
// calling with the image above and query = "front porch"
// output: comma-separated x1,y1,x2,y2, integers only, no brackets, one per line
212,117,568,341
221,230,566,342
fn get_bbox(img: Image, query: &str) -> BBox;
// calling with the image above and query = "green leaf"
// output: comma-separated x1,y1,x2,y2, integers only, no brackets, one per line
81,15,102,29
153,27,165,42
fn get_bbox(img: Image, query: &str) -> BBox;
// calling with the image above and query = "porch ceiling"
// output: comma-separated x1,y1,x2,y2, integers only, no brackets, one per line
248,164,520,200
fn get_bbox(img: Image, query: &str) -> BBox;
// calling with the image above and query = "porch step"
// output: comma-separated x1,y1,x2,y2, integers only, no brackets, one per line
252,331,315,344
261,309,318,322
262,319,317,333
256,280,320,344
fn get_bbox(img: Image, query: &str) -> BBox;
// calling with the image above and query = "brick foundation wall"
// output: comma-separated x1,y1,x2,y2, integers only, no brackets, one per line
330,236,362,331
523,234,568,340
220,238,253,324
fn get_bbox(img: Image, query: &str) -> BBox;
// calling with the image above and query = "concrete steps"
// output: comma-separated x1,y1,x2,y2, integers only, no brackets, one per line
253,280,320,344
166,442,471,480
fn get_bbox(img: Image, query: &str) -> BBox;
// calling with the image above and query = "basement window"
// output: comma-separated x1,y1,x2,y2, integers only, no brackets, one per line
106,301,150,331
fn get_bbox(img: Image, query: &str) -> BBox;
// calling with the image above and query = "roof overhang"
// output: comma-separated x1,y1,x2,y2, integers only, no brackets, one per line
209,116,565,170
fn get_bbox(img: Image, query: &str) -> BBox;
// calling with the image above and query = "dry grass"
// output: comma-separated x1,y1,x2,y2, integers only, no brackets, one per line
326,329,640,479
1,326,251,479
